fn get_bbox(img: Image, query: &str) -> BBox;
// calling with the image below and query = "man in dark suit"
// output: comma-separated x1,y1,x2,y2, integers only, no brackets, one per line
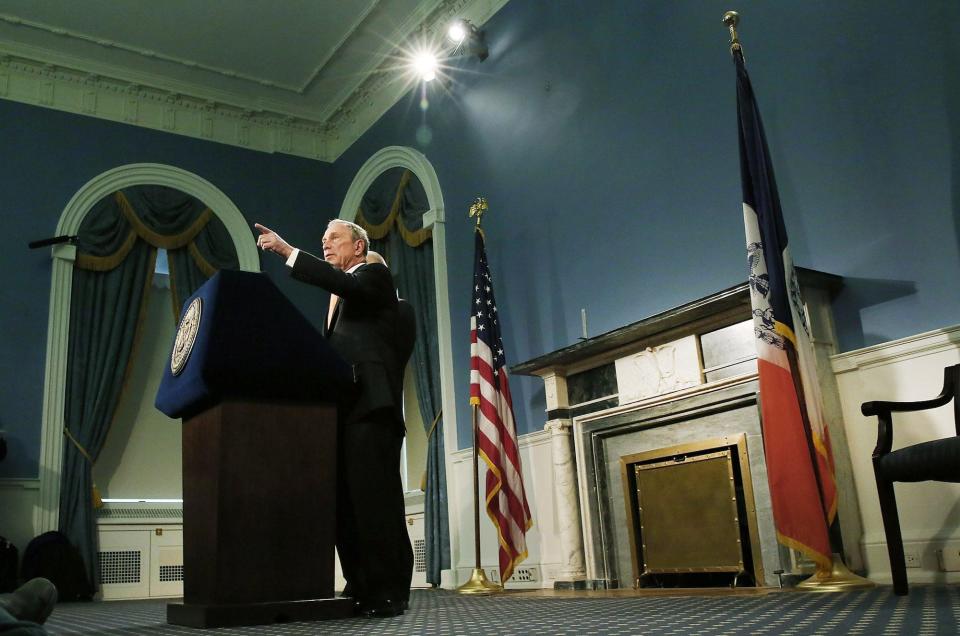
255,220,413,618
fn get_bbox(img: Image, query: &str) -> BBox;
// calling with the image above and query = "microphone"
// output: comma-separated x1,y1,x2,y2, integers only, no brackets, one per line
28,235,78,249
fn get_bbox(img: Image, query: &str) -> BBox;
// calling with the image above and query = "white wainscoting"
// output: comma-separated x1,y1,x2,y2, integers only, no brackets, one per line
0,479,40,556
449,428,562,589
831,324,960,585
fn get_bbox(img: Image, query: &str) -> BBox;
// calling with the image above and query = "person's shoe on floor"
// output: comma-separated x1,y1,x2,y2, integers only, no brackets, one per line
360,598,404,619
0,578,58,625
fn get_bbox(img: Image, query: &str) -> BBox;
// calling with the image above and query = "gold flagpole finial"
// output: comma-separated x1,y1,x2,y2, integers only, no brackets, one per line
469,197,488,228
722,11,743,59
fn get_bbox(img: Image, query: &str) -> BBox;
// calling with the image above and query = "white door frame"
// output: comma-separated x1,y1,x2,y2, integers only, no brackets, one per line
35,163,258,533
338,146,460,587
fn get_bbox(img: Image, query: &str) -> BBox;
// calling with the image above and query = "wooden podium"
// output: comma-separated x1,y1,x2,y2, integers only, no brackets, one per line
156,271,354,628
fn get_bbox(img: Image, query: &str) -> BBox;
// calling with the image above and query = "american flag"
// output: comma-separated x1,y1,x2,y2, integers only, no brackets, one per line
469,229,532,583
734,47,837,571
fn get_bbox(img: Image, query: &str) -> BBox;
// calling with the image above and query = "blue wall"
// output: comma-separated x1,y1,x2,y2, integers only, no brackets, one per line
330,0,960,449
2,0,958,472
0,101,339,478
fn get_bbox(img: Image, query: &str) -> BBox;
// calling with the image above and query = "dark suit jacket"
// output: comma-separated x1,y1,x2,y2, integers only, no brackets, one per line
291,252,403,427
396,299,416,373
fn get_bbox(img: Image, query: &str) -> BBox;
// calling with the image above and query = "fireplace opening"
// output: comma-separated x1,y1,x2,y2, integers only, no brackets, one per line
620,434,764,589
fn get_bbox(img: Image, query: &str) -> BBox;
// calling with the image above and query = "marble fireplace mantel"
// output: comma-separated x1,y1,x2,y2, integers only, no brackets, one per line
511,268,864,589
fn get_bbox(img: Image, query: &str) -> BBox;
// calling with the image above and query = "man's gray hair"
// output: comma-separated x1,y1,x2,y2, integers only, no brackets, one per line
328,219,369,255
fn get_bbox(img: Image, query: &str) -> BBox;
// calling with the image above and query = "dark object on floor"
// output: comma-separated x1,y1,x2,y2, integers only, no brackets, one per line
0,577,58,624
0,538,18,593
19,532,93,602
361,598,405,619
861,363,960,596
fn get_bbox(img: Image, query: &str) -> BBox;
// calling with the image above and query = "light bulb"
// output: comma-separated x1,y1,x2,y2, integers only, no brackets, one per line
413,52,438,82
447,20,468,43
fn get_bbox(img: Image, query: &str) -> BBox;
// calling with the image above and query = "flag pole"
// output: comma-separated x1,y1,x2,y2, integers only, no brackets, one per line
457,198,502,595
723,10,873,593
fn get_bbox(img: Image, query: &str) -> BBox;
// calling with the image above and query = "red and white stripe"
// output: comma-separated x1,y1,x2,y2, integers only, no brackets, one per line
471,316,532,583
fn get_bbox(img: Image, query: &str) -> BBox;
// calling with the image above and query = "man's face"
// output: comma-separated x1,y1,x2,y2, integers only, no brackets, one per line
322,222,364,271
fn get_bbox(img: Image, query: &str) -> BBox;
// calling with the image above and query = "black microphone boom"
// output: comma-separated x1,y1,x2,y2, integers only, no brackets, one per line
28,235,78,249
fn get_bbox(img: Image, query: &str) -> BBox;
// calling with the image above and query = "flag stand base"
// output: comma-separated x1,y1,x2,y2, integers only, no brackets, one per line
795,554,876,592
456,568,503,595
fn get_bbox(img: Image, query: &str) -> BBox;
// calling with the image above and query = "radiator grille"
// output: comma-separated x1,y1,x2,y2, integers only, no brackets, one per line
99,550,141,584
96,507,183,520
159,564,184,582
413,538,427,573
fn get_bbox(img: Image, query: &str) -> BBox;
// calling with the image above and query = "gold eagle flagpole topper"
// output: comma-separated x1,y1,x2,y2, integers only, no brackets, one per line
457,195,502,595
469,196,488,231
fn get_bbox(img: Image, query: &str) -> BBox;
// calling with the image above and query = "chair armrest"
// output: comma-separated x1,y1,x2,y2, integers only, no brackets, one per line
861,394,952,417
861,365,959,417
861,365,960,457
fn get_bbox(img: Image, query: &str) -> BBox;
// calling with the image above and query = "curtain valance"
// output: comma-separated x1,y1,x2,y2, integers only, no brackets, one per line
74,188,230,272
355,168,433,247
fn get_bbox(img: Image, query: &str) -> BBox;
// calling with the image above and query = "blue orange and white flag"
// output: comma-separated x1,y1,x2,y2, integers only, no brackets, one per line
734,48,837,571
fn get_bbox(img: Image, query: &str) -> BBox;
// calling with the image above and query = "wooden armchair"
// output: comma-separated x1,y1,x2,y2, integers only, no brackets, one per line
860,364,960,595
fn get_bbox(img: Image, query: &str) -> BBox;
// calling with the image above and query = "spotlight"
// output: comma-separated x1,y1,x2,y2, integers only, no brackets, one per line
446,18,488,61
447,19,468,44
412,51,438,82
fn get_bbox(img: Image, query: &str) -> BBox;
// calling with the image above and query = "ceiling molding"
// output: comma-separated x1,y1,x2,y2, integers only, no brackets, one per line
0,0,509,163
0,12,304,92
0,54,330,159
296,0,383,95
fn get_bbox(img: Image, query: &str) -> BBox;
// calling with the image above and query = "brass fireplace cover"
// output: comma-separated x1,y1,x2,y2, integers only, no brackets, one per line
632,450,743,575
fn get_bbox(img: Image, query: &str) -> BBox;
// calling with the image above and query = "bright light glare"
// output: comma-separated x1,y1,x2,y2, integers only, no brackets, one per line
447,21,467,43
413,51,438,82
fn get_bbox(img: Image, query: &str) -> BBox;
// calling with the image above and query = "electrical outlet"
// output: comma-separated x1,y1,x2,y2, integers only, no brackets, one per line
487,567,500,583
513,566,540,582
904,550,921,568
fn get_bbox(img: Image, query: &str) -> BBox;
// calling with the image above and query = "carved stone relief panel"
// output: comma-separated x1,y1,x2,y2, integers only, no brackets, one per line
614,335,702,404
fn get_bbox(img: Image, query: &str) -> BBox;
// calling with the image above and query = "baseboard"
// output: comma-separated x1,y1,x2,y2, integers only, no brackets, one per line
861,538,960,585
453,562,561,590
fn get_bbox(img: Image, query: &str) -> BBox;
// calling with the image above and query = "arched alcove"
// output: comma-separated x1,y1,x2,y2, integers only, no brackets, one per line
34,163,258,532
338,146,459,584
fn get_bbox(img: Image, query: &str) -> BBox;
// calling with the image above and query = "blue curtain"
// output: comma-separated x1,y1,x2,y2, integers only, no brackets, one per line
60,186,238,587
357,168,451,585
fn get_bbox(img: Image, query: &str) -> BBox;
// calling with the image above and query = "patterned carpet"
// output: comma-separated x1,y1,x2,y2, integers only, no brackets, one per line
42,585,959,635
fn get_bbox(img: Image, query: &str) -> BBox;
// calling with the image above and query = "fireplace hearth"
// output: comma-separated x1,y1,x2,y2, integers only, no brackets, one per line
620,433,763,588
574,377,784,587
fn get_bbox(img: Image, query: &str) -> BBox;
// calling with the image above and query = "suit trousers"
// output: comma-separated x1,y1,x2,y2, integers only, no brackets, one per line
336,409,413,604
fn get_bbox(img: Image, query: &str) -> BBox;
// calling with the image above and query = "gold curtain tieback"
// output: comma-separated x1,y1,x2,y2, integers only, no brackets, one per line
64,427,103,509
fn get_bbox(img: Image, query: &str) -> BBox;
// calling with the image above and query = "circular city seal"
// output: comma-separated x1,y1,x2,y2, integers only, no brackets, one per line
171,297,202,376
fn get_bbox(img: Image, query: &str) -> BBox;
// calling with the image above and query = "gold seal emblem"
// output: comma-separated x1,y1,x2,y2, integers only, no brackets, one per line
171,297,202,376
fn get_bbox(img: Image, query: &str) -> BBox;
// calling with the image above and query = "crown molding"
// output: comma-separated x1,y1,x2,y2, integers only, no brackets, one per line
0,12,305,92
0,53,332,160
0,0,508,163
